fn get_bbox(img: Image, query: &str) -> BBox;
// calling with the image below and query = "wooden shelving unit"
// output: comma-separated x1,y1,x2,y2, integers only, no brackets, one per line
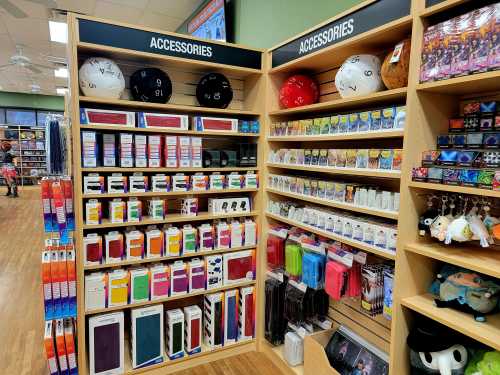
409,181,500,198
267,163,401,179
267,129,404,142
67,14,266,375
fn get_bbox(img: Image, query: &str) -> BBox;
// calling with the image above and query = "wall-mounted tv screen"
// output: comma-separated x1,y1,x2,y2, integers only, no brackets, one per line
188,0,228,42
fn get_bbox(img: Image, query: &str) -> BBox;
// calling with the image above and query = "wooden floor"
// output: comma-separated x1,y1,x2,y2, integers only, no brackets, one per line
0,186,47,375
0,186,283,375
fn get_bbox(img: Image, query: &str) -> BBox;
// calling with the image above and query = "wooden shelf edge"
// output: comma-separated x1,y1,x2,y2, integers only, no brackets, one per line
416,70,500,94
419,0,472,18
401,294,500,351
266,188,398,220
81,167,259,173
84,245,258,271
268,88,407,116
405,242,500,279
86,280,256,315
267,129,404,142
79,124,260,137
79,96,261,116
265,212,396,260
83,211,260,229
409,181,500,198
267,163,401,179
83,188,259,199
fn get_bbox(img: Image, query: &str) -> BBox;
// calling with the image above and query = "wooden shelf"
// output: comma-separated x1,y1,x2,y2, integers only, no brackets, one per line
266,212,396,260
80,96,260,116
269,15,413,74
84,244,257,271
419,0,472,18
401,294,500,351
83,188,258,199
78,42,262,78
405,242,500,279
81,166,259,173
86,280,256,315
266,188,398,220
79,124,260,137
416,71,500,95
83,211,259,229
124,339,255,374
262,341,304,375
267,163,401,179
267,129,404,142
268,88,407,116
409,181,500,198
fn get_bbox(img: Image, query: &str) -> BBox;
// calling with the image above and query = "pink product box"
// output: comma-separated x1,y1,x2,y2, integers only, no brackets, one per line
138,112,189,130
148,135,163,168
80,108,136,127
165,136,178,168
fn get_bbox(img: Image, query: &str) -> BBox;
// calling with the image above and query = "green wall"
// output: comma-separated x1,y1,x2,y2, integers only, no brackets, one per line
177,0,364,49
0,91,64,111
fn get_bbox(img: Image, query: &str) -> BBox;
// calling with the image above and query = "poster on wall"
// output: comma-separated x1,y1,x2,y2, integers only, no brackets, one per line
188,0,227,42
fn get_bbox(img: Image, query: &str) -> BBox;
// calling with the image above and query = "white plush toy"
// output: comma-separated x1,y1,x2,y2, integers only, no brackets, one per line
335,54,385,98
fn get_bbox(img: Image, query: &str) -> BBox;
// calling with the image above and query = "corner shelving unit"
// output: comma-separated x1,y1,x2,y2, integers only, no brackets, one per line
67,14,265,375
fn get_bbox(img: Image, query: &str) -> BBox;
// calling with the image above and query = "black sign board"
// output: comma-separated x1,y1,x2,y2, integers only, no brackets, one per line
78,19,262,70
271,0,411,68
426,0,446,6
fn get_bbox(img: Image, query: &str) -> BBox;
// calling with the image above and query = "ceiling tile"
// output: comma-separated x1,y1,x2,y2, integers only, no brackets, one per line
0,18,8,34
148,0,203,19
93,1,144,23
3,17,49,43
140,11,182,31
100,0,149,11
56,0,97,15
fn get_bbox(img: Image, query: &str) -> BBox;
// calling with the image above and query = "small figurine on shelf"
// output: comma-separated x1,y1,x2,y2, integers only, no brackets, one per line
431,265,500,322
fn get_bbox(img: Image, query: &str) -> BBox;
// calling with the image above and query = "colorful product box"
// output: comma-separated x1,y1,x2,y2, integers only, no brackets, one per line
108,174,127,193
238,286,255,341
110,199,126,223
170,261,188,296
81,131,98,168
182,225,197,254
126,230,145,260
134,134,148,168
102,133,117,167
105,231,124,263
85,199,101,225
184,305,202,354
85,272,106,311
127,198,142,223
129,174,148,193
165,227,181,256
195,116,238,132
178,136,191,168
146,227,164,258
129,268,149,304
84,233,103,265
188,258,206,292
165,136,178,168
150,264,170,300
191,137,203,167
83,174,104,194
119,133,134,167
191,174,209,191
138,112,188,129
152,174,170,192
80,108,135,127
205,254,223,290
108,269,129,307
148,135,163,168
223,250,255,285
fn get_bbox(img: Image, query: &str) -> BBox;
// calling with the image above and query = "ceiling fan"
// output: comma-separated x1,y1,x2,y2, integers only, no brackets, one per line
0,45,54,74
0,0,58,18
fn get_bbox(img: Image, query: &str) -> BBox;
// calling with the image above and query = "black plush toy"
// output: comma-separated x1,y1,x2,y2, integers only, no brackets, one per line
419,207,439,236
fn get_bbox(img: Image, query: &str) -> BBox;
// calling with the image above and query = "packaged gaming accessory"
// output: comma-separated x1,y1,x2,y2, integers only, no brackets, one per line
138,112,189,130
216,221,231,249
381,107,396,129
204,292,224,349
134,134,147,168
182,225,197,254
146,226,163,258
191,174,208,191
166,309,184,359
284,281,306,323
370,109,382,131
119,133,134,168
325,260,349,301
267,233,285,270
457,151,480,167
148,135,163,168
224,289,239,345
165,227,181,256
239,286,255,341
81,131,98,168
330,115,339,133
129,174,148,193
437,134,451,149
227,173,244,189
223,250,255,285
108,199,125,223
238,143,257,167
205,254,223,290
209,173,226,190
348,113,359,132
184,305,202,354
181,198,199,216
85,272,106,311
127,198,142,223
80,108,135,128
265,275,287,345
443,168,461,185
150,264,170,300
483,132,500,148
284,331,303,367
483,151,500,167
480,102,496,131
107,174,127,194
198,224,214,251
108,269,129,307
221,150,238,167
230,220,244,248
84,233,103,265
165,136,178,168
438,150,459,165
130,305,164,369
379,150,394,169
105,231,124,263
148,198,165,220
478,170,495,188
285,242,302,278
449,118,465,132
178,136,191,168
85,199,101,225
191,137,202,167
244,219,257,247
421,151,440,166
203,150,221,168
83,174,104,194
129,268,149,304
358,111,371,132
356,149,369,169
172,174,190,192
195,116,238,132
188,258,205,292
427,167,444,183
88,311,124,375
126,230,145,260
302,252,325,289
467,133,483,148
170,261,188,296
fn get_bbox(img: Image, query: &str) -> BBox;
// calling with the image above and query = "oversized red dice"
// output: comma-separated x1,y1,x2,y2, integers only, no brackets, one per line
279,74,319,109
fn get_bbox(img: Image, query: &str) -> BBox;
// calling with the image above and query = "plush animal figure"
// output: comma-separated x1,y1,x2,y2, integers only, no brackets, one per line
434,268,500,322
419,208,439,236
430,216,451,242
445,216,473,244
381,38,411,89
467,214,491,247
466,350,500,375
408,318,469,375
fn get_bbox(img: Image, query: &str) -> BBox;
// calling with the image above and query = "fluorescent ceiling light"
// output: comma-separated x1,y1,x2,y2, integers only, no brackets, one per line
56,87,68,95
54,67,68,78
49,21,68,44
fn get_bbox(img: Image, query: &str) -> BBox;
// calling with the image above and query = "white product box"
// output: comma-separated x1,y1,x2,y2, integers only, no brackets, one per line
223,250,255,285
107,269,129,307
172,174,189,192
107,174,127,193
184,305,202,354
165,136,178,168
203,293,224,349
216,221,231,249
205,254,223,290
146,227,164,258
191,174,208,191
83,174,104,194
110,199,126,223
209,173,225,190
244,173,258,189
230,220,243,248
165,227,181,256
127,198,142,223
243,219,257,246
148,135,162,168
148,199,165,220
85,272,106,311
119,133,134,167
166,309,184,360
134,134,147,168
191,137,202,168
178,136,191,168
129,174,148,193
129,268,149,304
152,174,170,192
102,133,117,167
227,174,243,189
81,131,97,168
